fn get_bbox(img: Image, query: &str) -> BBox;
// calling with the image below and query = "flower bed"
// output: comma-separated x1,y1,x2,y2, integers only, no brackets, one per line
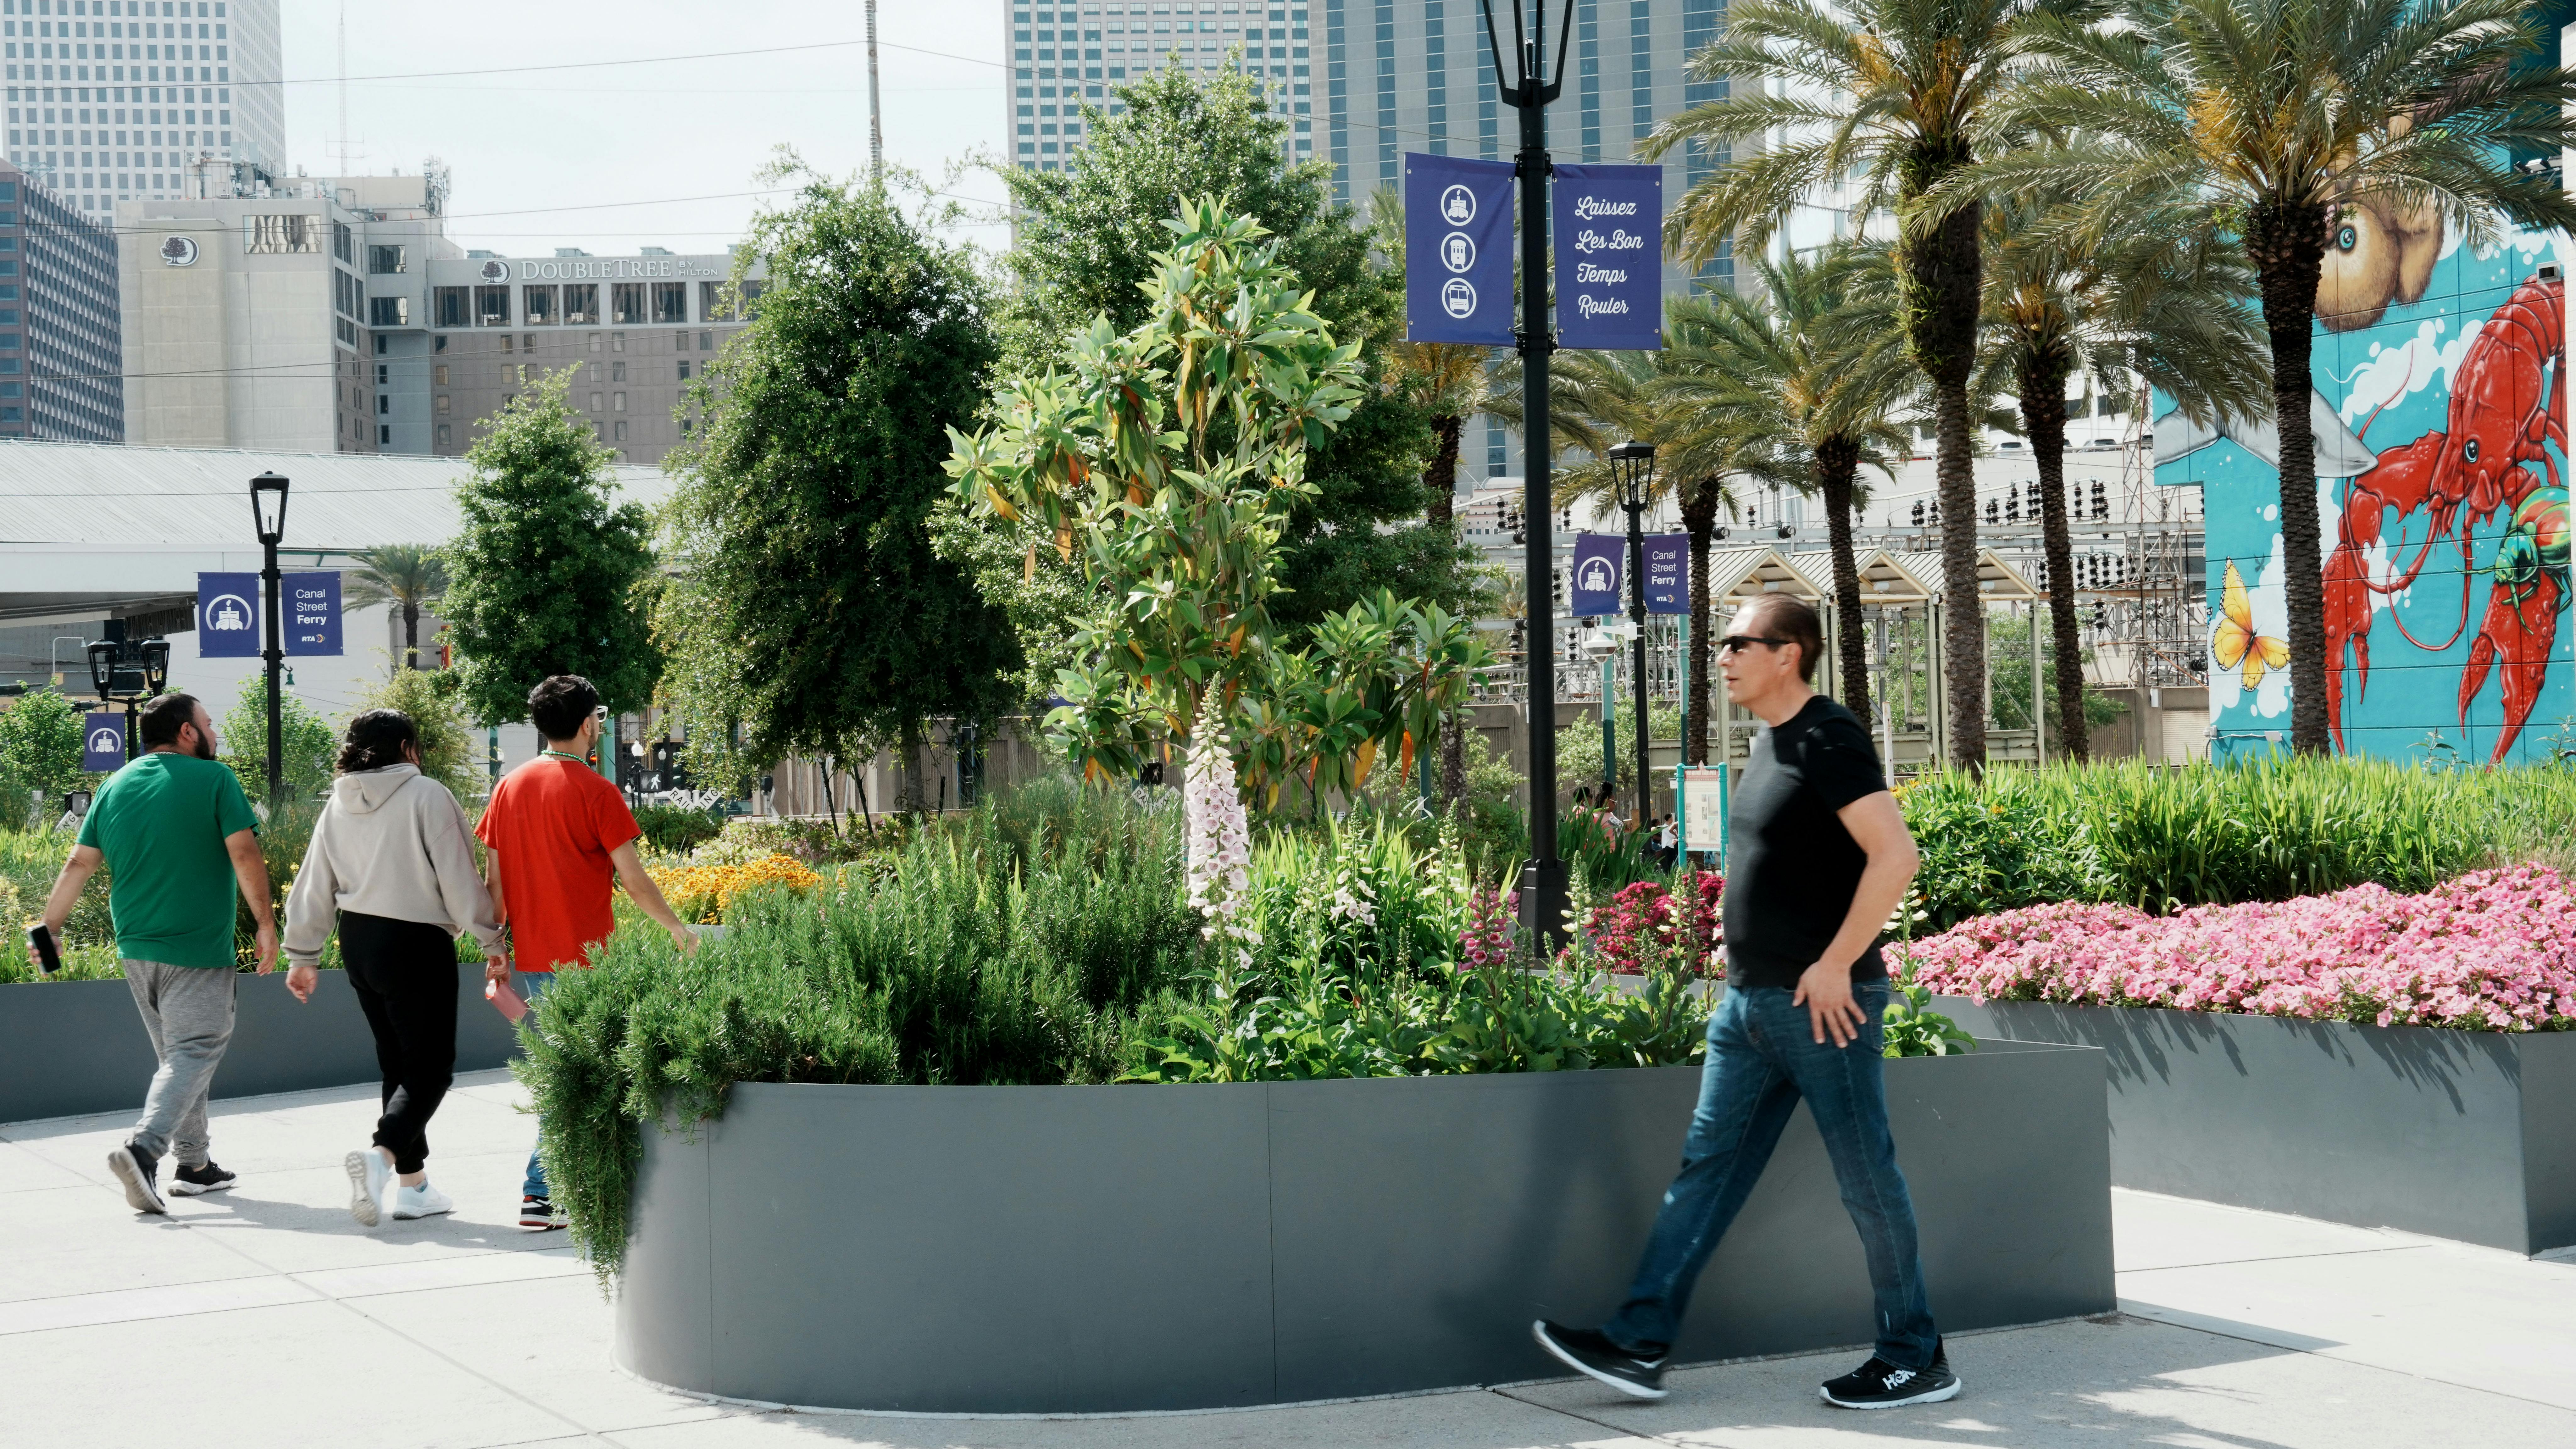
1899,866,2576,1032
644,853,822,925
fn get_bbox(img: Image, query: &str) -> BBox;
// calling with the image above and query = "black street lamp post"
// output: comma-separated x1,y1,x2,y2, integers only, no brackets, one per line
1609,440,1656,833
1482,0,1574,947
249,472,290,809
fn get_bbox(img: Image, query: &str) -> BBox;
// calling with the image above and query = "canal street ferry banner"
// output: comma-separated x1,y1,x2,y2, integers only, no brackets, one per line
2155,211,2573,765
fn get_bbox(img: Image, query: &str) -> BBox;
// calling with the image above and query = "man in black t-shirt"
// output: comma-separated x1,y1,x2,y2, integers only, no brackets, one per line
1535,595,1956,1410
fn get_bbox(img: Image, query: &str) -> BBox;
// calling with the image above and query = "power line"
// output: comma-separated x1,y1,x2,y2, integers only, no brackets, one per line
212,36,1006,89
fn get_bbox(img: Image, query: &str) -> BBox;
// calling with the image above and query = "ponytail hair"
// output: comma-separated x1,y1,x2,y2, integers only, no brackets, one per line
338,709,419,774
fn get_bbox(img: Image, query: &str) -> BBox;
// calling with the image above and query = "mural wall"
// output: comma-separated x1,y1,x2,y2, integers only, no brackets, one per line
2155,211,2573,764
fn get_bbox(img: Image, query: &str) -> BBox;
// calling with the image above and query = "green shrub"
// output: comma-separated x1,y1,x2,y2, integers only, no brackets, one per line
630,802,724,857
1896,756,2576,930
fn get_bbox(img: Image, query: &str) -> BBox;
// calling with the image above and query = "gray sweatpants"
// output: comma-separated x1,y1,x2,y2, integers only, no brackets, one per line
124,960,237,1169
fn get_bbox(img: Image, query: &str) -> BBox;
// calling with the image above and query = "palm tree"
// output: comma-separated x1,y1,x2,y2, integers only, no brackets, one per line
1646,0,2055,770
1974,198,2271,758
1970,0,2576,753
343,544,449,673
1679,247,1916,731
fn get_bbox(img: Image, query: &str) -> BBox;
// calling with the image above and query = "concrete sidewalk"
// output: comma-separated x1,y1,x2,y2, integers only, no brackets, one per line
4,1070,2571,1448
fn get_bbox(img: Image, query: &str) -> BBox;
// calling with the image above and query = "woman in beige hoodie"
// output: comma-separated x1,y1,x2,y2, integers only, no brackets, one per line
284,709,506,1228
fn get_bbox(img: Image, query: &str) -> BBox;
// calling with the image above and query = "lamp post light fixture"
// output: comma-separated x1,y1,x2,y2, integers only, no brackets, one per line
1480,0,1577,947
249,471,291,809
1607,440,1657,833
86,624,170,762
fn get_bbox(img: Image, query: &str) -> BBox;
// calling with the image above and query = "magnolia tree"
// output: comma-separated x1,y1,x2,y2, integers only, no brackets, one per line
945,198,1486,808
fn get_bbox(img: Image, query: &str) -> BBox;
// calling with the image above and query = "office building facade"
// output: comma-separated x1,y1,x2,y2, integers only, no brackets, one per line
1008,1,1315,173
0,158,119,441
0,0,281,216
119,175,763,464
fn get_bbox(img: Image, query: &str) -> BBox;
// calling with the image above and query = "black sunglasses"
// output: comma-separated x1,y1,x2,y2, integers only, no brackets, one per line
1717,634,1790,655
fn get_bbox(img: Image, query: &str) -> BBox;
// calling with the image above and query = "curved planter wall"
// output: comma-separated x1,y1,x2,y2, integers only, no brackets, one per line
614,1038,2112,1414
0,974,522,1124
1935,997,2576,1254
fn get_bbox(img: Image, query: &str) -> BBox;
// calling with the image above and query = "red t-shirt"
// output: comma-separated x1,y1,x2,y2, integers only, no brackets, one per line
475,755,640,973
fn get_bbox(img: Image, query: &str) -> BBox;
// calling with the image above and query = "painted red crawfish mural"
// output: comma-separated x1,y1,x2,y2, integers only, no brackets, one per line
2322,272,2572,761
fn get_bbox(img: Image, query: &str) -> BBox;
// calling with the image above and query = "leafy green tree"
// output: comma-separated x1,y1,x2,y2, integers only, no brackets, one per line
659,169,1018,810
0,687,89,820
349,667,484,802
1648,0,2050,769
342,544,448,672
218,675,336,804
440,373,661,727
1967,0,2576,753
993,61,1473,637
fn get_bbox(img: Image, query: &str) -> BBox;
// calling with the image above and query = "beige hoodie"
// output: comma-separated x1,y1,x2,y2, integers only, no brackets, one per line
283,764,504,969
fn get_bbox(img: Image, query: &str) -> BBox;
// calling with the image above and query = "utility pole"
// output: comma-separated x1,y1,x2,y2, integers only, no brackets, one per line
1482,0,1572,947
866,0,884,184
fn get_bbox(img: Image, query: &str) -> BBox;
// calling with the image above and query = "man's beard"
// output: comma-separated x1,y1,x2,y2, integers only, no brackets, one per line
188,731,218,761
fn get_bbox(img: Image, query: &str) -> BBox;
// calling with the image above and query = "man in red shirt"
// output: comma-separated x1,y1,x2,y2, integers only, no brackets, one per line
477,675,696,1230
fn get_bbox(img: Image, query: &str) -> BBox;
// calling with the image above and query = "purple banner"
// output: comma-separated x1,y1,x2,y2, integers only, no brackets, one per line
1553,163,1664,350
1402,153,1516,346
82,712,126,772
284,571,342,656
1643,533,1689,613
1570,533,1626,617
196,572,260,658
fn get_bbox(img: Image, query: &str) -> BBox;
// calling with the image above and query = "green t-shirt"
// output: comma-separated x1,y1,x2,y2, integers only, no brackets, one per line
77,752,261,969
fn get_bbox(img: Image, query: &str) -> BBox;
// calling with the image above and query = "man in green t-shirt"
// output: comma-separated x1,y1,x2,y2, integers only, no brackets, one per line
31,692,293,1215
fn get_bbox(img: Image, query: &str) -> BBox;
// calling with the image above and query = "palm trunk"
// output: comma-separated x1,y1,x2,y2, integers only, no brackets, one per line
1817,438,1872,729
1903,181,1987,774
1426,414,1461,527
1438,708,1466,808
401,600,419,672
2020,356,2088,762
1681,477,1721,766
2247,199,2332,755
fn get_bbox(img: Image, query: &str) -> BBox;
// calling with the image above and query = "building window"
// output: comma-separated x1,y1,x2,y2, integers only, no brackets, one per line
521,284,557,324
368,295,406,327
562,282,597,325
613,420,627,441
586,330,603,353
332,220,354,265
699,329,713,350
652,280,687,324
611,360,625,382
611,331,625,353
436,423,451,448
433,363,448,386
677,359,691,381
367,244,405,274
436,394,451,415
589,391,603,411
376,395,390,415
739,280,766,317
434,288,469,327
613,391,626,412
474,285,509,326
611,282,646,325
242,213,318,253
699,280,732,321
378,424,391,445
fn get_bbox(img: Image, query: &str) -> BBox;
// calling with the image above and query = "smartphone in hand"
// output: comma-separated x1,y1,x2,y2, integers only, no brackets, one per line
25,924,61,976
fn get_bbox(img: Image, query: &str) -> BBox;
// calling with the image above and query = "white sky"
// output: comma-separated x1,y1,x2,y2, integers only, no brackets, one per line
276,1,1013,258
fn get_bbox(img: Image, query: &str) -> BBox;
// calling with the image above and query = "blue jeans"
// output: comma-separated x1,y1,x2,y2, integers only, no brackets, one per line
515,971,554,1199
1603,981,1939,1370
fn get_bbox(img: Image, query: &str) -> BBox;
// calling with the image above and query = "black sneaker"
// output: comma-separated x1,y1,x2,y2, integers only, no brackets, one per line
170,1161,237,1196
1820,1340,1960,1409
518,1195,568,1231
107,1143,167,1215
1531,1319,1668,1400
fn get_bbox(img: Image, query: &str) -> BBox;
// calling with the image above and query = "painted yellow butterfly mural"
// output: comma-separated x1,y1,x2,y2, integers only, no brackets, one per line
2213,560,2290,689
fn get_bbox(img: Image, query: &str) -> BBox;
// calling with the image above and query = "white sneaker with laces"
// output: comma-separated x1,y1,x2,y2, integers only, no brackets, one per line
344,1148,390,1227
388,1180,454,1220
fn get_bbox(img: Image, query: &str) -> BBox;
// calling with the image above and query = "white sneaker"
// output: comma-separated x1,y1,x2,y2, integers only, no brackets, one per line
388,1180,454,1220
343,1147,390,1227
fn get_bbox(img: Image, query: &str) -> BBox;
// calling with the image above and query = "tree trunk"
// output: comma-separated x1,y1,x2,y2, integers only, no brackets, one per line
1425,414,1461,527
1681,477,1721,766
2246,198,2333,755
2020,355,2088,763
898,717,924,813
401,600,419,672
1901,165,1987,774
1817,439,1873,731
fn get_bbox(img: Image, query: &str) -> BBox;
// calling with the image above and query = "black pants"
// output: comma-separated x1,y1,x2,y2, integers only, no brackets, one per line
341,912,458,1175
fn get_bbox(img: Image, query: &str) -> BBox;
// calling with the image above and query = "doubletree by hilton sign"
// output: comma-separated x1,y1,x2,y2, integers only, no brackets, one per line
476,257,728,283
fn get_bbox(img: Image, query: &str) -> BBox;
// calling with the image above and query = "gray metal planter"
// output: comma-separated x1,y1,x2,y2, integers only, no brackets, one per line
0,972,523,1125
1934,997,2576,1254
614,1038,2112,1413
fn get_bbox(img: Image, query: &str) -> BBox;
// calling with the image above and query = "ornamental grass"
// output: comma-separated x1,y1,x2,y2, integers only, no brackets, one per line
1897,865,2576,1032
